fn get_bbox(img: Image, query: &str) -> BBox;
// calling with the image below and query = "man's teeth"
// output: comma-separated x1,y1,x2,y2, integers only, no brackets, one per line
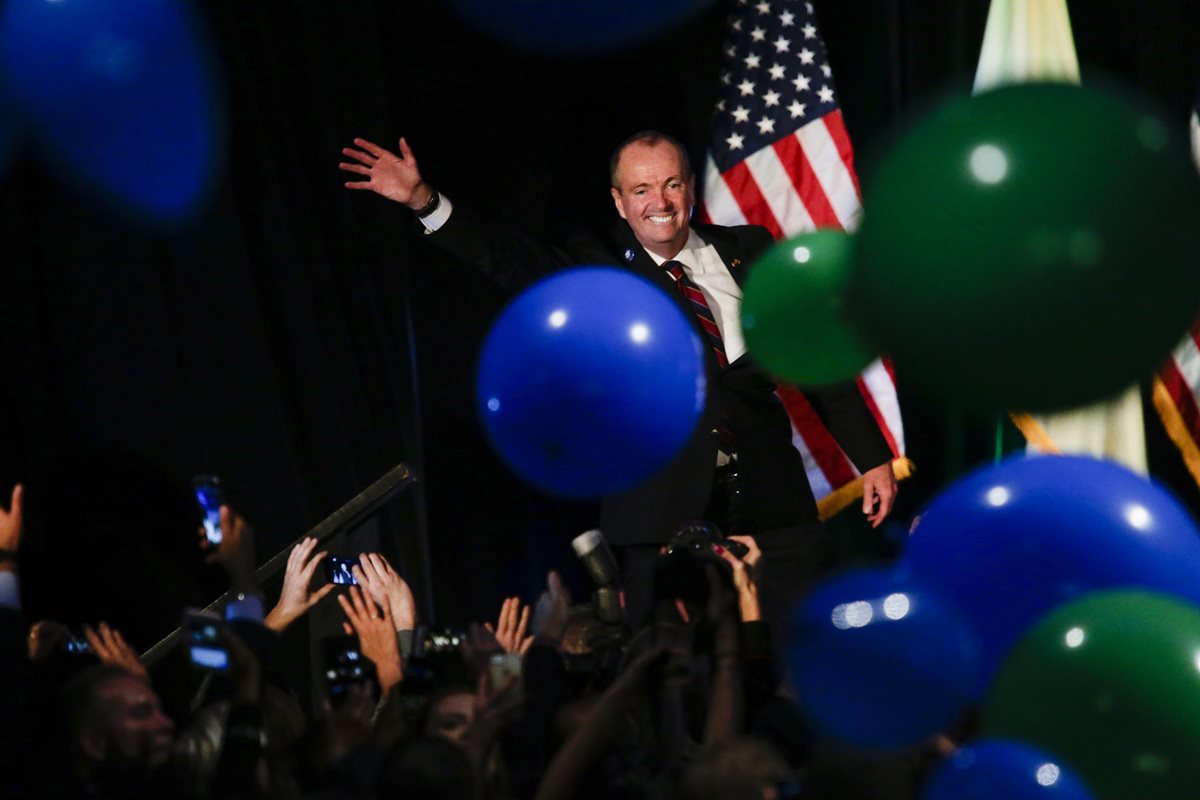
649,214,674,222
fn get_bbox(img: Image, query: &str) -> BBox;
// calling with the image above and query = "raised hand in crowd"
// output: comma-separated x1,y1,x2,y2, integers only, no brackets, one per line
485,596,533,656
338,585,402,696
531,570,572,645
0,483,23,571
83,621,149,680
353,552,417,632
339,137,433,210
265,537,334,632
714,535,762,623
201,506,258,595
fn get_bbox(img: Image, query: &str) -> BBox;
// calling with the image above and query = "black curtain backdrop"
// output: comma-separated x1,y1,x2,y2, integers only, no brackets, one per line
1,0,1198,650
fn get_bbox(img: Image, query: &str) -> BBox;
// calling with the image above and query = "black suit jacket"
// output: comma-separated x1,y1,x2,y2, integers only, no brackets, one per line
425,206,893,545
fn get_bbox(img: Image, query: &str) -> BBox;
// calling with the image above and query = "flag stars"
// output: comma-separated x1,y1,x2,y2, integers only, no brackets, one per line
750,26,766,42
768,62,786,80
788,100,807,118
763,89,781,107
744,53,761,69
802,23,817,39
755,1,771,13
725,45,737,58
798,48,815,64
732,19,743,31
805,2,814,12
726,132,746,150
715,99,727,112
732,105,751,123
773,35,791,53
779,10,795,26
756,116,776,134
720,72,732,85
818,85,835,103
792,73,811,92
738,79,756,96
821,62,832,77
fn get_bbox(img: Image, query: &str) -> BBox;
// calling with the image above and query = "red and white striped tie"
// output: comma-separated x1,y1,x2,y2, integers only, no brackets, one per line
662,260,728,368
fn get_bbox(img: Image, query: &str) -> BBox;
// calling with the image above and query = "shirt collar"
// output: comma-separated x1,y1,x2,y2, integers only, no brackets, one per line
645,228,708,268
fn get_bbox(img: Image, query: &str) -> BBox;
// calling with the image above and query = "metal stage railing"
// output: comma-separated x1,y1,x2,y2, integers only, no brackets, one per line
140,462,417,667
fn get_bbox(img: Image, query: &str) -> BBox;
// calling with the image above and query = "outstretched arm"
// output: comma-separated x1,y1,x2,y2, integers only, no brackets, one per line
340,137,434,211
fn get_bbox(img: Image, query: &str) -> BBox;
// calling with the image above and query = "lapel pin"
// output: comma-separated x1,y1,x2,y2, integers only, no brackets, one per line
623,248,636,263
731,258,743,269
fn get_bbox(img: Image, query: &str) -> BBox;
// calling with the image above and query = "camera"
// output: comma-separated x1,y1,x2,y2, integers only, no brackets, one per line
323,635,376,705
665,520,748,559
183,610,229,671
192,474,224,546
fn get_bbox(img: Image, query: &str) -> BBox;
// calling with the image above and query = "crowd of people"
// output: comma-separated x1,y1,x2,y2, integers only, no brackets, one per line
0,482,957,800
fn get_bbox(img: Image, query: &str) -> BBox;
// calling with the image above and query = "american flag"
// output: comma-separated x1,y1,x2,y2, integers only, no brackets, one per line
1151,85,1200,492
699,0,907,517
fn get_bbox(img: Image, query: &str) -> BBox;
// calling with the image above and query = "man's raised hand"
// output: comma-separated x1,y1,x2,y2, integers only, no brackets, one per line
339,137,432,210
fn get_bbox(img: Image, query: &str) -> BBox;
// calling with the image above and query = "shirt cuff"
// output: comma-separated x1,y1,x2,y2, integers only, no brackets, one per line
225,593,265,623
419,193,453,233
0,571,18,610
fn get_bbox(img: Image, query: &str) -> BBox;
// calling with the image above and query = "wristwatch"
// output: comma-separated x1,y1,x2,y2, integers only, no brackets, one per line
414,190,440,219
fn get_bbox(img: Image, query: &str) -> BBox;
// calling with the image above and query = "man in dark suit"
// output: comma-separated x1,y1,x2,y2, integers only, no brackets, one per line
340,131,896,630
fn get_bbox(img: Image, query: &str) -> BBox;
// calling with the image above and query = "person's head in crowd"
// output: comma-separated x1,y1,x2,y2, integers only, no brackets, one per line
377,736,475,800
419,683,476,745
61,664,176,782
677,737,795,800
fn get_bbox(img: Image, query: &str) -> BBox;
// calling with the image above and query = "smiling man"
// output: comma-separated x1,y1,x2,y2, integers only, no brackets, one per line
340,130,896,633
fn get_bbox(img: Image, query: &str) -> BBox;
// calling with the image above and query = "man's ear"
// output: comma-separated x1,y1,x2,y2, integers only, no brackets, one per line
611,187,627,221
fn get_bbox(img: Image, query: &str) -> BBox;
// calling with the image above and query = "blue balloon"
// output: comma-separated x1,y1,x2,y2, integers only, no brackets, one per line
923,739,1096,800
447,0,717,54
901,454,1200,686
0,0,222,225
476,266,705,499
787,567,981,749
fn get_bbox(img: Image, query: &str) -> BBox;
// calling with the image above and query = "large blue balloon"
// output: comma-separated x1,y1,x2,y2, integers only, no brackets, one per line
923,739,1096,800
901,454,1200,685
787,567,981,749
447,0,716,54
476,267,705,499
0,0,222,225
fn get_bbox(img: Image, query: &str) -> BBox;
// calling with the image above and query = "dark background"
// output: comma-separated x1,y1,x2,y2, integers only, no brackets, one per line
1,0,1198,659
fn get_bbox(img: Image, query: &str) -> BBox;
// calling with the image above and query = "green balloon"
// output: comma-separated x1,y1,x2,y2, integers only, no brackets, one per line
983,590,1200,800
851,82,1200,412
741,230,875,385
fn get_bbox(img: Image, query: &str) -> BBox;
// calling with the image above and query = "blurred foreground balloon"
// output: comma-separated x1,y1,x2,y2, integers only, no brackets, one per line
446,0,716,54
985,590,1200,800
0,0,222,226
741,230,875,385
902,454,1200,683
788,567,981,748
923,739,1096,800
851,82,1200,412
477,267,705,498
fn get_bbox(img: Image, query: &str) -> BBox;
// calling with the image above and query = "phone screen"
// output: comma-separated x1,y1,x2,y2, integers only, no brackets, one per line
184,612,229,671
325,556,358,585
193,475,224,546
64,630,92,655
